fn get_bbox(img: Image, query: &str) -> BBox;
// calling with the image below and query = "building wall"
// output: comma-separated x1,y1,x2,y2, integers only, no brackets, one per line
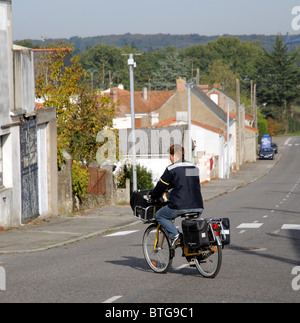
36,107,58,217
0,1,13,126
13,46,35,113
158,88,227,132
0,1,58,227
244,128,258,163
0,126,22,227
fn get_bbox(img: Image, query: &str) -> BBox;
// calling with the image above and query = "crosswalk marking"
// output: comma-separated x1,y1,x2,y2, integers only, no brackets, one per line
102,222,300,239
104,230,139,237
281,224,300,230
237,223,263,229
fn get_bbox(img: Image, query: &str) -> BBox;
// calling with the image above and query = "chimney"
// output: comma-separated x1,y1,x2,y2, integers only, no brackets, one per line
142,87,147,100
150,112,159,126
176,78,186,91
110,88,118,104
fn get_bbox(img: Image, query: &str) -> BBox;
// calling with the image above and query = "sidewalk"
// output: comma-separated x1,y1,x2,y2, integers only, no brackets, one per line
0,137,287,255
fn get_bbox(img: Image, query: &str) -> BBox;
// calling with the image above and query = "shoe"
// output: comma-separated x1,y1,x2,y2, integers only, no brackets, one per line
170,234,180,249
188,259,196,267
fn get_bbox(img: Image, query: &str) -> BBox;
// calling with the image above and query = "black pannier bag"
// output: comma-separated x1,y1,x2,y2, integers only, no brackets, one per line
221,218,230,245
130,190,156,222
182,219,209,249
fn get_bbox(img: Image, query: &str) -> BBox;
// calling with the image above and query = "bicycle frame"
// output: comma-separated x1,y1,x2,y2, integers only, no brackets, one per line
153,223,166,251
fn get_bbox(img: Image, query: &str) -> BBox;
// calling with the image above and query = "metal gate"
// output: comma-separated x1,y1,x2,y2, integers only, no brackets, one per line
20,119,39,223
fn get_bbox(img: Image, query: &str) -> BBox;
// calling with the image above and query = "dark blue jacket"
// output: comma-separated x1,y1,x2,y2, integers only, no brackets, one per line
151,159,204,210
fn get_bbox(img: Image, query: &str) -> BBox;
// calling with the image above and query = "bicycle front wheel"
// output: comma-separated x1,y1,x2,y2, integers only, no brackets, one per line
142,223,173,274
195,245,222,278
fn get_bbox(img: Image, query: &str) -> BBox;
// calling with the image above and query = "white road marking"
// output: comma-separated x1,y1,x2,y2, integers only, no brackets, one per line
104,230,139,237
236,223,263,229
175,264,189,271
284,138,292,145
103,295,123,303
281,224,300,230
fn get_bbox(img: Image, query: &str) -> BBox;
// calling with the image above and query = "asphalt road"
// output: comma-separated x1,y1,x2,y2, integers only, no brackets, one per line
0,137,299,304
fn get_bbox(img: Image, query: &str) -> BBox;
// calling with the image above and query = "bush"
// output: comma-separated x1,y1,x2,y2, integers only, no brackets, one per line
72,161,89,198
117,163,154,193
258,118,268,143
267,117,284,136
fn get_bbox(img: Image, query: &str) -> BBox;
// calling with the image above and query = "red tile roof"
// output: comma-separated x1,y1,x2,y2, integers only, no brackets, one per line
110,87,175,116
151,117,224,135
191,120,224,134
245,125,258,133
151,116,176,128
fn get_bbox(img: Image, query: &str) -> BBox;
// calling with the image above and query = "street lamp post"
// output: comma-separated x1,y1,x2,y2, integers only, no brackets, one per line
123,53,141,192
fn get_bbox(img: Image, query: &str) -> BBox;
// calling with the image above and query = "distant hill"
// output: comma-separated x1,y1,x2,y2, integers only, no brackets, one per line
17,33,300,52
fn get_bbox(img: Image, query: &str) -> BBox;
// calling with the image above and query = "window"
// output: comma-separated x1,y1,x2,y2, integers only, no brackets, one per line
0,136,3,187
209,93,219,106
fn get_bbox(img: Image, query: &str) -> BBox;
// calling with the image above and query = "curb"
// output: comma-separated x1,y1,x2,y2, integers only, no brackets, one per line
0,220,141,255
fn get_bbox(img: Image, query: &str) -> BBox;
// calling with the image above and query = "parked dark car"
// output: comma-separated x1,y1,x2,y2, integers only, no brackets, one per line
259,147,275,160
271,143,278,154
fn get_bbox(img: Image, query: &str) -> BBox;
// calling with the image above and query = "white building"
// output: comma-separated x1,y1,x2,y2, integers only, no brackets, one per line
0,0,57,227
118,113,235,184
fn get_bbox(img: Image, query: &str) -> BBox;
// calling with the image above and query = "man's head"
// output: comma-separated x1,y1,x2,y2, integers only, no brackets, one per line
169,144,184,163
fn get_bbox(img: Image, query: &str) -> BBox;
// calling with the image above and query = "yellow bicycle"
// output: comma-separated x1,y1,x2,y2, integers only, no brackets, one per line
131,190,230,278
143,214,226,277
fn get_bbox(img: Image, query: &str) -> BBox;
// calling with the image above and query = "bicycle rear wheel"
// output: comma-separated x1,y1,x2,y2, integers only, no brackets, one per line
194,245,222,278
143,223,173,274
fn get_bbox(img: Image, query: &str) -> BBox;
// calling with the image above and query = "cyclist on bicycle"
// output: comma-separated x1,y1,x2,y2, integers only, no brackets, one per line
151,144,204,248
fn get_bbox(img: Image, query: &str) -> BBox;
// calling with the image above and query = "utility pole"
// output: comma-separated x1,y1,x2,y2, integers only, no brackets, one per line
185,82,194,162
250,80,253,114
227,102,230,179
251,80,258,144
254,83,257,129
196,68,200,85
236,79,240,171
122,53,141,192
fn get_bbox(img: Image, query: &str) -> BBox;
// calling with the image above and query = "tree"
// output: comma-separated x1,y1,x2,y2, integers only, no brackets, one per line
15,39,41,49
80,43,128,89
116,163,154,194
35,41,115,167
255,36,300,133
151,47,189,90
201,60,237,95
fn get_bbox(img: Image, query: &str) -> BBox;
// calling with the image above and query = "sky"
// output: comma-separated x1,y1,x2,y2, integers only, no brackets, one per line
11,0,300,41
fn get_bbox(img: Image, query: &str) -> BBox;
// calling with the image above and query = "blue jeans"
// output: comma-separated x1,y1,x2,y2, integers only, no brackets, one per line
155,205,204,239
